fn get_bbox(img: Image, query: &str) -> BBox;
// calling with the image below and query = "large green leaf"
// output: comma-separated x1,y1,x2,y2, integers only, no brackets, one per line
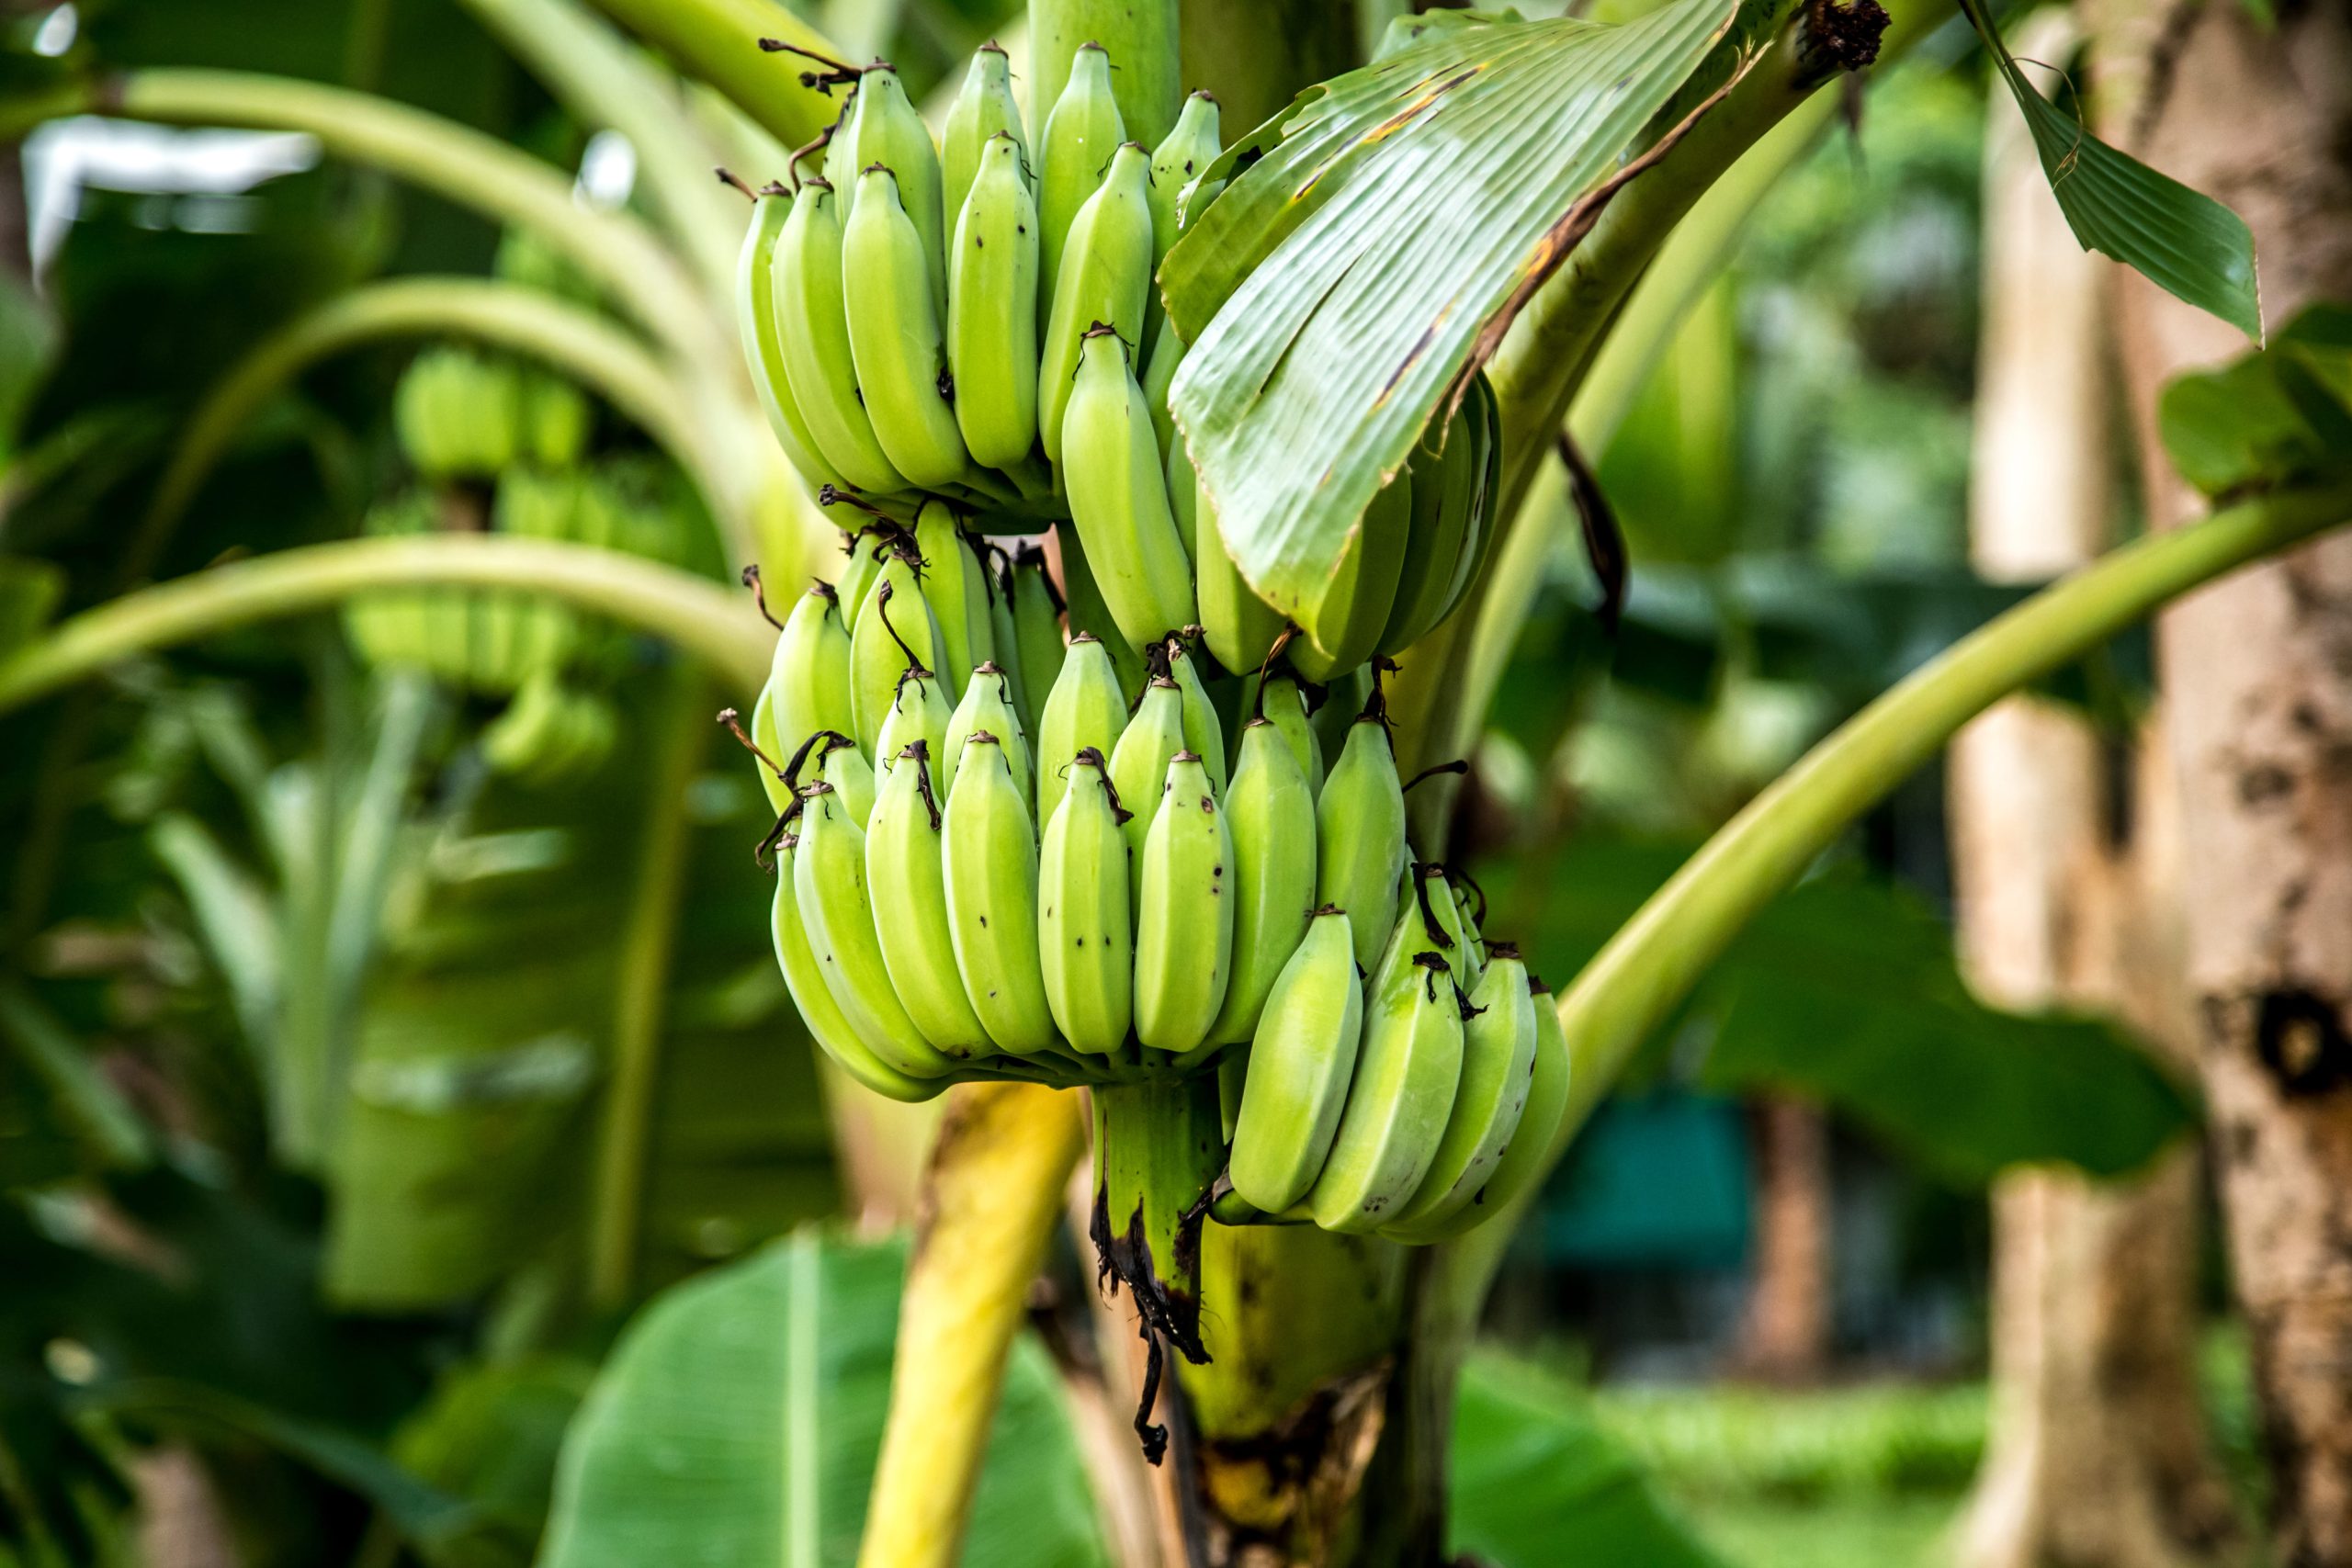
1965,0,2260,338
1160,0,1738,630
2160,303,2352,498
537,1232,1110,1568
1449,1350,1724,1567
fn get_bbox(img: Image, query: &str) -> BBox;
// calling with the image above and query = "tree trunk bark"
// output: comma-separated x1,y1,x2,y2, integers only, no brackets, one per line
2091,1,2352,1562
1951,16,2244,1566
1734,1098,1833,1383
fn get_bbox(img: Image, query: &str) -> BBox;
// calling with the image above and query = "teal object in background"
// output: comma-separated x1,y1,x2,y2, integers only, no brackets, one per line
1541,1091,1751,1271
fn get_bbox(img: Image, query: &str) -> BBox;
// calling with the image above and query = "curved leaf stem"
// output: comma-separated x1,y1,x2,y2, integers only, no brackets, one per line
134,278,721,578
0,536,774,716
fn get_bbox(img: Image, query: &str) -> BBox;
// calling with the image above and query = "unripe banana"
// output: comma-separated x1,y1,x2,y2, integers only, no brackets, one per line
1010,544,1067,737
1163,635,1227,795
770,847,944,1103
1037,141,1153,466
1307,943,1466,1234
1385,947,1539,1233
1377,402,1479,655
517,367,591,469
842,165,971,491
912,499,995,682
983,552,1028,730
850,558,951,752
1315,705,1408,972
836,525,885,624
1385,863,1475,990
865,740,991,1056
794,781,956,1077
875,664,954,774
1035,42,1124,330
772,179,908,495
784,729,876,829
1060,328,1195,650
1132,752,1233,1055
1191,465,1285,678
1107,675,1186,921
824,82,863,216
1035,631,1128,826
947,131,1042,470
1254,670,1325,800
737,187,850,493
1054,519,1148,699
1145,316,1186,468
941,660,1032,806
1145,89,1220,337
753,580,855,771
1206,718,1317,1044
1390,974,1570,1242
942,731,1058,1055
941,43,1025,244
845,65,947,320
1291,471,1413,682
1226,907,1362,1211
1037,746,1133,1054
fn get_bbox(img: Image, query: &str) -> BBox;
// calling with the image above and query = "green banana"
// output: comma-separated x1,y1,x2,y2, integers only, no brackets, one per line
985,549,1028,731
836,525,885,624
1163,635,1227,795
1306,941,1466,1234
1290,470,1413,682
772,178,908,495
941,660,1032,806
1314,698,1408,972
1107,675,1187,922
1035,631,1129,827
823,81,863,213
875,664,954,774
849,553,951,752
787,729,876,829
1190,465,1285,682
941,730,1058,1055
793,780,956,1077
947,130,1041,470
844,65,947,321
1205,718,1317,1045
1387,862,1474,990
1376,402,1479,655
1132,751,1233,1055
1144,316,1186,467
1388,974,1570,1242
770,847,944,1104
1385,945,1538,1233
737,186,850,493
865,739,991,1056
912,499,995,683
517,366,590,468
1035,41,1124,332
940,43,1024,250
1010,543,1067,737
1037,745,1133,1054
1054,519,1148,699
1226,907,1362,1211
842,165,970,491
1254,669,1326,800
1037,141,1153,466
1031,10,1179,149
753,580,855,771
1145,90,1220,337
1060,328,1196,650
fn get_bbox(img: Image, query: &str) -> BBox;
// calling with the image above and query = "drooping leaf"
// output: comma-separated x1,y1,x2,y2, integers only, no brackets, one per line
1965,0,2260,338
538,1232,1109,1568
1161,0,1741,632
2159,302,2352,497
1449,1350,1725,1567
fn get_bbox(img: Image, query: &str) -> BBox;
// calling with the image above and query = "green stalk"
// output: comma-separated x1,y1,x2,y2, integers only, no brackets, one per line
54,70,722,368
134,278,718,578
0,536,772,717
1430,480,2352,1314
588,665,710,1309
457,0,743,296
580,0,850,152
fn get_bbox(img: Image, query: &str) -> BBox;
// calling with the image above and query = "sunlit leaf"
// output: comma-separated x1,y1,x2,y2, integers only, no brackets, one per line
2160,303,2352,497
1162,0,1739,632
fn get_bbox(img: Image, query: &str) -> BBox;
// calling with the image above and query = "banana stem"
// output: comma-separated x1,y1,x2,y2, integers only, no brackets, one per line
82,69,720,369
133,278,729,576
577,0,853,152
0,536,774,717
858,1084,1089,1568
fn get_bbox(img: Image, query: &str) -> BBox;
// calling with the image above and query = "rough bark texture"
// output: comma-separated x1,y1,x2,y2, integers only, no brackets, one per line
1734,1098,1833,1382
2092,1,2352,1562
1951,17,2244,1565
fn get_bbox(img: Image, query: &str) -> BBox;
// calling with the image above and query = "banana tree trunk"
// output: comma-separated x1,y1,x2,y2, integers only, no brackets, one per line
2094,1,2352,1561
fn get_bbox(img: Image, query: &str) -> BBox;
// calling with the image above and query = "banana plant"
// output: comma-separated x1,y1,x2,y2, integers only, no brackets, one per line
1,0,2346,1563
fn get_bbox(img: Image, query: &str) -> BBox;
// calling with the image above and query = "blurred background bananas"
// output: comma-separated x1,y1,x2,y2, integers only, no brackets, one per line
739,42,1530,1243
